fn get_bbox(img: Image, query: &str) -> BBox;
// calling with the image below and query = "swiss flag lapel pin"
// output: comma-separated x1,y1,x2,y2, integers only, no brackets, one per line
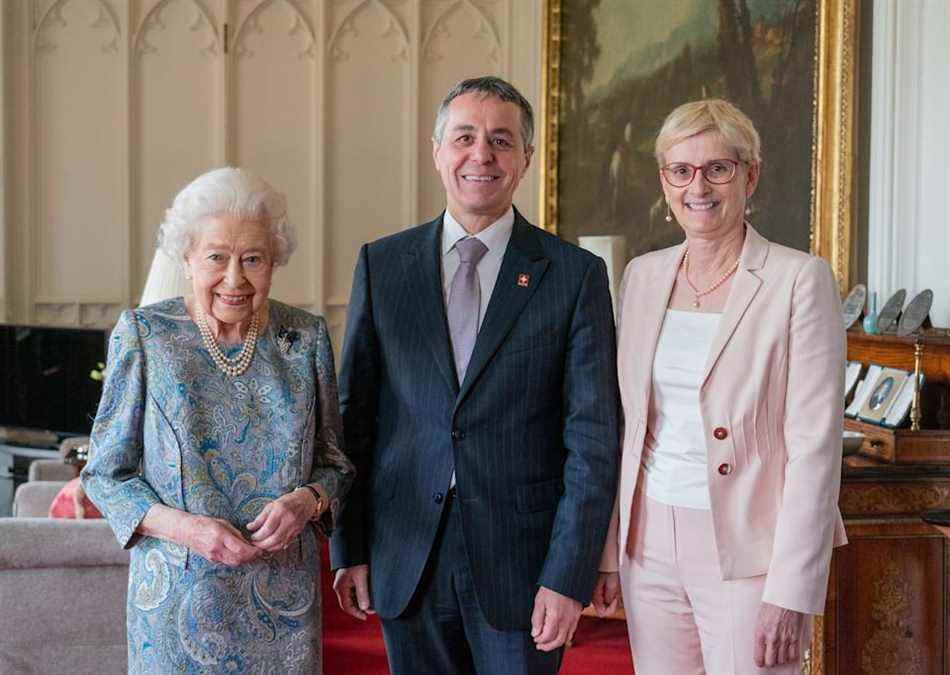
517,273,530,288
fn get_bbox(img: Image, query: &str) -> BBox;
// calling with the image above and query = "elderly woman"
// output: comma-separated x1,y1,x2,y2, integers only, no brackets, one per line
592,100,847,674
82,167,354,673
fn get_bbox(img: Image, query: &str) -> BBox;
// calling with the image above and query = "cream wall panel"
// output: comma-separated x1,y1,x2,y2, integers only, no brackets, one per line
0,2,8,322
417,0,506,223
232,0,318,309
2,0,543,330
325,0,410,307
132,0,220,300
33,0,123,309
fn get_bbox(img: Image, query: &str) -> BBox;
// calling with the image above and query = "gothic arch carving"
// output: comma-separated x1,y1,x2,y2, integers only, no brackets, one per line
134,0,219,59
33,0,121,54
328,0,409,63
234,0,316,60
422,0,500,64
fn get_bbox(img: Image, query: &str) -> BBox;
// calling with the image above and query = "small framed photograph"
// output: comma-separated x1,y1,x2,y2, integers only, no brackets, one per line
844,361,863,402
881,373,924,428
858,368,910,424
846,364,882,418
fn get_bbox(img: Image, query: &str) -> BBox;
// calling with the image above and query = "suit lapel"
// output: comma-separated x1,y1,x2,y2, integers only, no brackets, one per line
627,244,684,411
455,212,549,408
402,216,459,394
701,225,769,387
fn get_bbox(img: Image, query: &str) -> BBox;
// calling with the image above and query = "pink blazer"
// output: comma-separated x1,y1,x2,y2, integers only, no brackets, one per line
600,225,847,615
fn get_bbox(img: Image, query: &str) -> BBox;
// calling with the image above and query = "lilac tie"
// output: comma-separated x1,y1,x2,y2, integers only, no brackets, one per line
447,237,489,382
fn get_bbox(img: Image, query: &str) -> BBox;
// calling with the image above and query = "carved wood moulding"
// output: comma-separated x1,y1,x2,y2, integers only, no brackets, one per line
839,483,950,517
859,562,924,674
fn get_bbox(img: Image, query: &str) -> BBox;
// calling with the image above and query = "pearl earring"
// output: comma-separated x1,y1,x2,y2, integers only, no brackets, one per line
665,203,673,222
745,198,753,216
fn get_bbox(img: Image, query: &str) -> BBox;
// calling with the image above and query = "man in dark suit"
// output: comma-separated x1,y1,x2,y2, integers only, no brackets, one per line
330,76,619,674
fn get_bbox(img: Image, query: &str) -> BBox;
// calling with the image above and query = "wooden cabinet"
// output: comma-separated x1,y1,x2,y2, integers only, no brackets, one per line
814,459,950,674
812,329,950,674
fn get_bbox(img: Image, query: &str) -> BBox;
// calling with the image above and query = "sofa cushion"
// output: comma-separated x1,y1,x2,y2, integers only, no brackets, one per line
48,478,102,519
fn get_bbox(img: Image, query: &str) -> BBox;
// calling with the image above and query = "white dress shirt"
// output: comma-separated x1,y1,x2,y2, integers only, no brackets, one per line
641,309,721,510
442,207,513,489
441,207,514,330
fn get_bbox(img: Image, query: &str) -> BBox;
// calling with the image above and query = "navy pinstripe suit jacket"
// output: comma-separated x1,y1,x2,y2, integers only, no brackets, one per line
329,209,620,631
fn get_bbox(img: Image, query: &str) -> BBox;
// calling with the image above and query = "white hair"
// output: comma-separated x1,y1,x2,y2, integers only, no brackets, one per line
157,167,297,267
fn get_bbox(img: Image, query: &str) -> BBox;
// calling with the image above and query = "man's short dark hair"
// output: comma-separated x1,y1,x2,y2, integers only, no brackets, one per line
433,76,534,148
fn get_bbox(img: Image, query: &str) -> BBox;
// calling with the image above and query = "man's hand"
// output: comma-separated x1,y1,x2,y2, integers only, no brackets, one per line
531,586,583,652
333,564,374,620
754,601,805,668
591,571,621,617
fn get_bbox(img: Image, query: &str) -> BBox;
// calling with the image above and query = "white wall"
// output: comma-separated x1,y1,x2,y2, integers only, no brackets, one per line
868,0,950,327
0,0,542,349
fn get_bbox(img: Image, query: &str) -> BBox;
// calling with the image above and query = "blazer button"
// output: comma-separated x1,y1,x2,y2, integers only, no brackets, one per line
718,462,732,476
433,492,444,504
713,427,728,440
451,429,464,441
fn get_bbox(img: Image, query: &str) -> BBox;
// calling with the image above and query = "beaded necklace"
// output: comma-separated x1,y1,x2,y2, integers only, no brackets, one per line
195,305,260,377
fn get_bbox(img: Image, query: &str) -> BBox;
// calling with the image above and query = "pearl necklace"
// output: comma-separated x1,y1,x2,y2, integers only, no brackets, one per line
195,307,260,377
682,249,740,308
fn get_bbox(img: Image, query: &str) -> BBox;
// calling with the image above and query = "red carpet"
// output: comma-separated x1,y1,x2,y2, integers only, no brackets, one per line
321,545,634,674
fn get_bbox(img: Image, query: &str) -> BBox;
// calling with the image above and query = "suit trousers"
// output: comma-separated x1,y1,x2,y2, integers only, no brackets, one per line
620,494,809,675
380,492,563,675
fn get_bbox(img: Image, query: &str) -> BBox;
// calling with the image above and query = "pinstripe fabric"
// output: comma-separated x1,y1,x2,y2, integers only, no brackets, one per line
330,209,620,632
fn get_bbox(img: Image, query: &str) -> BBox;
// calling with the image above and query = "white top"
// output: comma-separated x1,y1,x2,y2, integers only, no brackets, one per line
641,309,721,510
441,207,514,329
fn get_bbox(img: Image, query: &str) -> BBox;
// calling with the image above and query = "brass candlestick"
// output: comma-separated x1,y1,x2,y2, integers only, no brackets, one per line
910,338,924,431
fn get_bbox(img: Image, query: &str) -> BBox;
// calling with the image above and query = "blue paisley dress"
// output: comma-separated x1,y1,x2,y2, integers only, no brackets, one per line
82,297,354,674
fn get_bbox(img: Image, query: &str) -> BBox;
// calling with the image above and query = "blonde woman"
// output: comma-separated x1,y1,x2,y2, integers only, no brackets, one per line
593,100,847,674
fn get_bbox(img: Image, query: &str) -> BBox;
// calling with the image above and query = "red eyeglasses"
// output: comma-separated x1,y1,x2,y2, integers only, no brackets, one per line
659,159,743,187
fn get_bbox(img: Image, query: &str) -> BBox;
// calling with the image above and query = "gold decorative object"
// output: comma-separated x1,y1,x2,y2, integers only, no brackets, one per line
540,0,859,292
860,562,923,674
910,338,924,431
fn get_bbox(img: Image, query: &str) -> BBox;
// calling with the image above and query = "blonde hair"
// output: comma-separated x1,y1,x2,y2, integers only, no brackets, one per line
654,99,761,166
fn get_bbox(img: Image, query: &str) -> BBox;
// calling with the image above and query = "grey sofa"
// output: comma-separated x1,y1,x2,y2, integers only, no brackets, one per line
0,467,129,674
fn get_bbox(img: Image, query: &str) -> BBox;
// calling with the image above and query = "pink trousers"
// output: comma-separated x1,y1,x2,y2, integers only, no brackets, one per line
619,495,808,675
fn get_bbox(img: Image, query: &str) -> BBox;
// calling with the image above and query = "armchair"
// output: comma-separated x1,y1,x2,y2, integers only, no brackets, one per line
0,470,129,674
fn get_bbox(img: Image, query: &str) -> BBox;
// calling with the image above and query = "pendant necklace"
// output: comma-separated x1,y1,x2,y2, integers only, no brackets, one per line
682,249,740,308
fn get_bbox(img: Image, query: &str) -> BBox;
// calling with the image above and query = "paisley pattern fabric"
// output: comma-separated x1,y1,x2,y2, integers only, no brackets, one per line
82,297,354,674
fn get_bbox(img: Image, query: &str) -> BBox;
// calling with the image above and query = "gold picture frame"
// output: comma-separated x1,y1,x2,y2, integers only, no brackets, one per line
539,0,860,291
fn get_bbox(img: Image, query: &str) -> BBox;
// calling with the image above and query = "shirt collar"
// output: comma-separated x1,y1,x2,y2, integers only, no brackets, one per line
441,207,515,258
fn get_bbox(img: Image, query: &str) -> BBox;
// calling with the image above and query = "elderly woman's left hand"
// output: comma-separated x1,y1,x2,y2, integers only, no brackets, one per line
247,488,322,552
754,601,805,668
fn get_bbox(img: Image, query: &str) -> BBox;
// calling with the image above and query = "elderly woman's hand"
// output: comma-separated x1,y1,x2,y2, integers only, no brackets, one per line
754,601,805,667
183,514,262,567
247,488,323,552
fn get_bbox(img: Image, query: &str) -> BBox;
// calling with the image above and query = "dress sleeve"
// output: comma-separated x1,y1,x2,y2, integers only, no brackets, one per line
81,310,162,548
307,316,355,536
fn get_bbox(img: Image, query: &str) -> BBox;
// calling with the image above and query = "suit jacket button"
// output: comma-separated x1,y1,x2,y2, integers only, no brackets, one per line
713,427,728,440
451,430,464,440
718,462,732,476
433,492,444,504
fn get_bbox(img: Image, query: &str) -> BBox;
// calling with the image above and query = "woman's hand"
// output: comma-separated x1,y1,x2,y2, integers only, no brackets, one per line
246,488,323,552
181,514,262,567
754,602,805,668
591,571,622,617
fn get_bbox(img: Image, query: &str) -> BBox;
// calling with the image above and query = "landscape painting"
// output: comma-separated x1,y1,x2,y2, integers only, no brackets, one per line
545,0,845,262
